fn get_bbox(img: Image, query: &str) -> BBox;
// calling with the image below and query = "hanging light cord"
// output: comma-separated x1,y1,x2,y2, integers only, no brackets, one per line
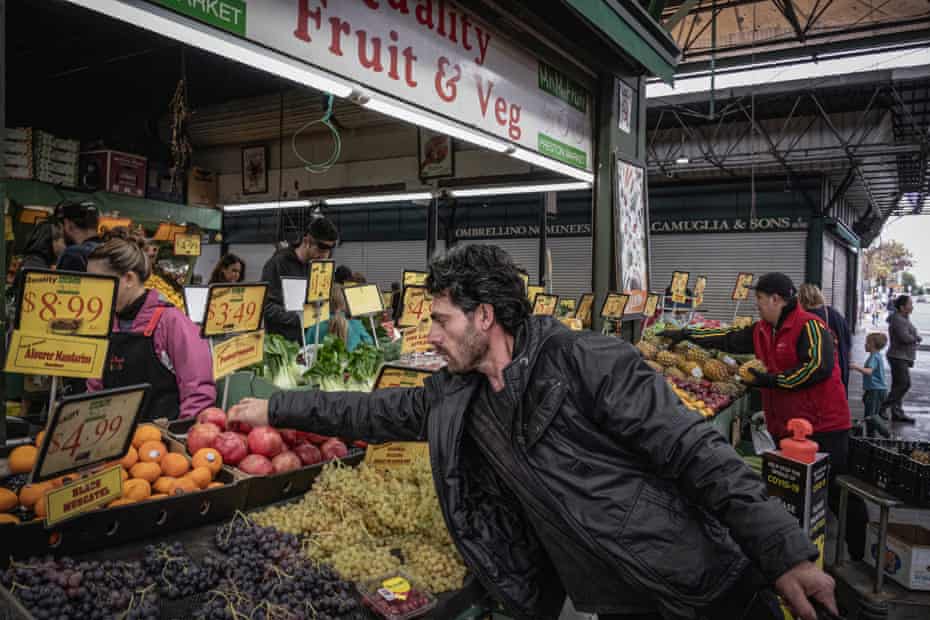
292,94,341,174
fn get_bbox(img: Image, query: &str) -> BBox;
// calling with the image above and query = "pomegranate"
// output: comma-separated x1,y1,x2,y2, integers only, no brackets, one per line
271,451,302,474
213,432,248,466
248,427,284,458
187,423,221,455
238,454,274,476
278,429,300,447
228,420,253,434
294,442,322,466
320,438,348,461
197,407,227,431
296,431,329,445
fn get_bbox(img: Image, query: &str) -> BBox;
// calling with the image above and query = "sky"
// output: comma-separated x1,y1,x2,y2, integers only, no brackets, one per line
879,216,930,285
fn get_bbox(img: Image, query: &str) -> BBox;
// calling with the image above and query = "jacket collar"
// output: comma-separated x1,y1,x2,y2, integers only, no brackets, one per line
774,298,800,331
501,317,562,397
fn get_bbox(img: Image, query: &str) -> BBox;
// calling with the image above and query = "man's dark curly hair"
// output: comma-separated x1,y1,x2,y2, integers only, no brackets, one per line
426,244,531,334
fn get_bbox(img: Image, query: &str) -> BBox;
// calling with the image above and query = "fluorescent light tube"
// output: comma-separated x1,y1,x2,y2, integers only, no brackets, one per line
363,97,511,153
223,200,312,212
324,192,433,206
449,182,591,198
510,148,595,183
65,0,353,98
675,157,690,164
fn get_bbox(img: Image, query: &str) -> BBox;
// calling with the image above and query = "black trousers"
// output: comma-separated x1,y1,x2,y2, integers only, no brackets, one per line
811,429,868,561
882,357,912,414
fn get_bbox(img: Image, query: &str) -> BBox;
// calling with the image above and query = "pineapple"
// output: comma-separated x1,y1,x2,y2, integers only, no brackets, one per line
636,341,659,360
678,360,704,379
738,359,767,383
664,366,686,380
685,347,710,363
656,350,679,367
702,359,730,382
673,341,693,355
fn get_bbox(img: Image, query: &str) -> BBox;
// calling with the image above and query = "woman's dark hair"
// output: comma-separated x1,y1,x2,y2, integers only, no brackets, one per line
427,244,530,334
334,265,353,284
210,254,246,284
895,295,911,310
22,220,63,265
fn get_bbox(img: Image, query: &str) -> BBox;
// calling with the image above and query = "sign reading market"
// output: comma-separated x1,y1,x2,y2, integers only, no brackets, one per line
651,216,808,234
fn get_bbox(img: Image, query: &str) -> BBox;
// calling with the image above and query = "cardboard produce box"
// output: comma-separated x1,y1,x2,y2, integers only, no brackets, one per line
188,166,218,208
146,160,185,204
79,150,147,197
865,522,930,591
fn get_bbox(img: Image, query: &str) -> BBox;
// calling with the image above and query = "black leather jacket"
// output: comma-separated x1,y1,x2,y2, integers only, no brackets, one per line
270,317,817,619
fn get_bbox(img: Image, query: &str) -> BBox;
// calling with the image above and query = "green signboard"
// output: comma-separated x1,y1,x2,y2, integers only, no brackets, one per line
538,62,588,114
538,134,587,169
152,0,247,36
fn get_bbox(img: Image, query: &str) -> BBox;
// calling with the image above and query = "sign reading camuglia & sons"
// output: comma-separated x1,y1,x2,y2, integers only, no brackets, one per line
651,216,808,234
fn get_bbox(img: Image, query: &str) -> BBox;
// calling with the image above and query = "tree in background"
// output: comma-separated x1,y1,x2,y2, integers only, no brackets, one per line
901,272,924,295
864,240,914,286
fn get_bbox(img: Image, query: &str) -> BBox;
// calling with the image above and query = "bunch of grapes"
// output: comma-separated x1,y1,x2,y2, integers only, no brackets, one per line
142,541,221,599
2,556,158,620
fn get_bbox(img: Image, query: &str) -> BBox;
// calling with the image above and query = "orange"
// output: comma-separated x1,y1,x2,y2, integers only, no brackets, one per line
108,498,136,508
34,496,49,519
120,446,139,470
123,479,151,501
153,477,177,494
9,445,38,474
19,483,51,508
34,430,46,448
132,424,162,449
0,513,20,525
160,453,190,477
129,462,161,483
186,467,212,489
120,469,129,482
138,441,167,464
0,488,19,512
170,477,198,495
192,448,223,475
207,482,224,489
149,493,169,501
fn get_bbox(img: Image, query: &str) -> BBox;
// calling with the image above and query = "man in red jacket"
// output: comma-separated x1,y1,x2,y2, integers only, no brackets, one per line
665,272,865,559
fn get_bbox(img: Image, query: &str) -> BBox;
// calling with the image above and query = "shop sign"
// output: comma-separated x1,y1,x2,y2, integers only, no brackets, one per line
600,293,629,320
213,330,265,380
202,283,268,337
401,320,432,354
364,441,430,470
651,216,808,234
398,286,432,328
454,222,591,240
532,294,558,316
307,260,335,304
17,270,117,338
343,284,384,317
173,232,202,256
5,331,109,379
374,365,432,389
147,0,593,169
44,465,124,526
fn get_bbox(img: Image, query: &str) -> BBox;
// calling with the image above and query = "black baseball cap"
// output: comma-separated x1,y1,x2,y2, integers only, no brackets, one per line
751,272,797,299
54,199,99,222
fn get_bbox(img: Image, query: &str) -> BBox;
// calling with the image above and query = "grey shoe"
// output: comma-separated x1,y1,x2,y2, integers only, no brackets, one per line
891,410,916,424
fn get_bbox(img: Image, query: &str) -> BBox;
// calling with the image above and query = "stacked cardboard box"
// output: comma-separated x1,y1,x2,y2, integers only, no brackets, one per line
3,127,35,180
2,128,80,186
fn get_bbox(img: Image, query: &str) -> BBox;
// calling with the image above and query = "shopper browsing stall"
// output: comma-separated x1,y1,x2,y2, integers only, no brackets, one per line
210,253,246,284
304,284,374,352
799,283,852,391
261,216,338,344
54,199,102,272
86,237,216,421
230,245,836,620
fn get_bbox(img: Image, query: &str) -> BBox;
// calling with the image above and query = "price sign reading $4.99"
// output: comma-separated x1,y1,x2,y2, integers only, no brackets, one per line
18,270,117,337
202,284,268,337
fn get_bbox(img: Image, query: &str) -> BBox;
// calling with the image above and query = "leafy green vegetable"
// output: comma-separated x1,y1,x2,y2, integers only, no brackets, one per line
247,334,307,389
306,336,384,392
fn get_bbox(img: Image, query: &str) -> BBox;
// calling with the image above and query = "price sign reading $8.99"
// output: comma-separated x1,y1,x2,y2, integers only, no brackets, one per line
202,284,268,337
33,385,147,482
18,270,117,337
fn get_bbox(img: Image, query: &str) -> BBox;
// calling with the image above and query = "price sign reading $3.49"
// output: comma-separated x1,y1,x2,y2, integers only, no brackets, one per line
202,284,268,337
18,270,117,337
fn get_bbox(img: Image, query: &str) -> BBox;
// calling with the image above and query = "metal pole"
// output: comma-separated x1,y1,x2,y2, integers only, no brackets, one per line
733,300,741,324
539,194,548,290
368,316,380,349
221,375,231,411
47,377,59,420
426,197,438,261
835,486,849,567
313,301,322,347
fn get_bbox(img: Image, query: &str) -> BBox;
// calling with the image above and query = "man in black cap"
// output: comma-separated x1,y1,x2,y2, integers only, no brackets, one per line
261,215,339,344
54,200,102,272
664,272,865,559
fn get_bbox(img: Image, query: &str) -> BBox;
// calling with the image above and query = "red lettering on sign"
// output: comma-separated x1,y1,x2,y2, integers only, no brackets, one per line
435,57,460,102
328,17,350,56
476,75,494,116
356,30,384,72
294,0,325,43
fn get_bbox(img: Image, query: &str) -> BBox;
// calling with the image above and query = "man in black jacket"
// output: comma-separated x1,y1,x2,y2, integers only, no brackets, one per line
55,200,102,272
230,245,836,620
260,216,338,343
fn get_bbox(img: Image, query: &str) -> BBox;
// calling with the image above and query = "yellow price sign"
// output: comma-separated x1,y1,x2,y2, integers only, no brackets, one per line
600,293,630,320
18,270,117,337
670,271,690,304
733,316,754,328
5,331,109,379
343,284,384,317
98,217,133,237
307,260,334,304
403,270,428,287
173,233,201,257
559,318,583,331
401,320,433,354
693,276,707,307
533,294,559,316
374,365,433,389
527,285,545,304
382,291,394,309
304,301,331,328
364,442,430,470
202,284,268,337
45,465,123,526
732,272,754,301
398,286,433,328
153,222,186,242
575,294,594,326
643,294,660,318
213,331,265,380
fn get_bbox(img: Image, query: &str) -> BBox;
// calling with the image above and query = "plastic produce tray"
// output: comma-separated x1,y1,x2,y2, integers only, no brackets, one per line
241,450,366,509
851,438,930,506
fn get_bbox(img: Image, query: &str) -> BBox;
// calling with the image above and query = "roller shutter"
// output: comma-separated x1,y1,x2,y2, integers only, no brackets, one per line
548,237,592,300
332,241,431,290
832,242,849,320
460,239,540,283
650,232,808,322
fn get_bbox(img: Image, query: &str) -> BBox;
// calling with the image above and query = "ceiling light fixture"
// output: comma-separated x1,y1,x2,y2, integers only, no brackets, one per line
675,157,690,164
449,182,591,198
223,200,313,212
323,192,434,206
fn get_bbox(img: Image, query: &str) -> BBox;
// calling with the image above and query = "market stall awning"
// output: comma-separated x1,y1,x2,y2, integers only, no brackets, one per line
562,0,680,83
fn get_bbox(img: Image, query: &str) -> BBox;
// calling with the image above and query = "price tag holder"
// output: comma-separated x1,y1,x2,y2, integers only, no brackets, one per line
98,217,132,236
533,294,559,316
364,442,430,470
213,330,265,380
401,321,432,354
527,285,545,304
202,283,268,337
600,293,630,320
643,293,660,318
575,293,594,326
184,285,209,324
173,233,201,257
402,270,428,288
281,276,308,313
16,269,117,337
693,276,707,308
670,271,690,305
32,384,149,483
44,465,123,526
374,364,433,389
558,298,576,317
625,290,648,315
303,302,331,328
397,285,433,328
5,331,109,379
382,291,394,309
153,222,186,241
343,284,384,318
308,260,335,304
732,272,754,301
733,316,754,328
559,318,583,331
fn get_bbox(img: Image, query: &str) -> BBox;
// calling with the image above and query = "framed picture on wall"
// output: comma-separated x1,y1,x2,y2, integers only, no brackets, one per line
618,81,633,134
615,158,648,295
241,145,268,195
418,128,454,180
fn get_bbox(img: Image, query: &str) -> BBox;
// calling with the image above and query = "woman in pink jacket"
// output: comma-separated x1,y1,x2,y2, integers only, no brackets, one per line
86,237,216,420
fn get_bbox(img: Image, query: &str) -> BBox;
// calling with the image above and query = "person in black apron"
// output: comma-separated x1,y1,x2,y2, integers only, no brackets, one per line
86,236,216,421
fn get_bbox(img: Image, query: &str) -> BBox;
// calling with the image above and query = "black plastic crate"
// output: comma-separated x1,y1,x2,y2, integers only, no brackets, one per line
857,438,930,506
869,443,901,492
848,436,874,479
